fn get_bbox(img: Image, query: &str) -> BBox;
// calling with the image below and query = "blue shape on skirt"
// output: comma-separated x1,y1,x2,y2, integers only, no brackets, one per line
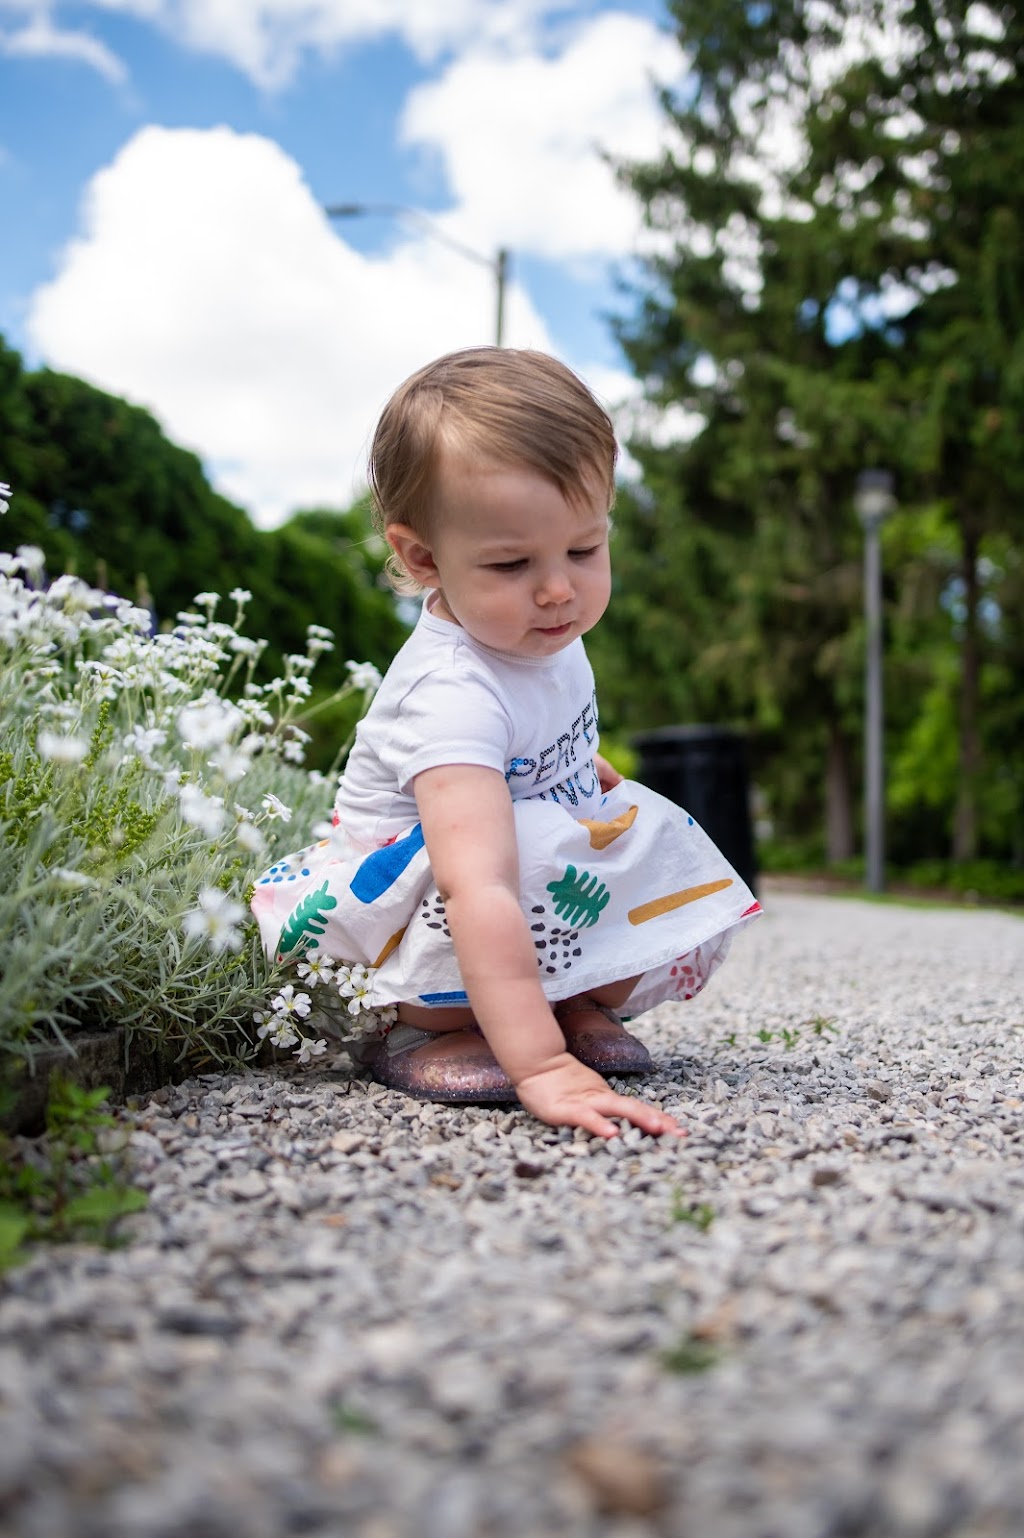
349,823,426,903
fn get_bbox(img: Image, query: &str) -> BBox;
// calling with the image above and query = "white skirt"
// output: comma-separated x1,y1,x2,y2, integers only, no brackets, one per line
251,779,761,1016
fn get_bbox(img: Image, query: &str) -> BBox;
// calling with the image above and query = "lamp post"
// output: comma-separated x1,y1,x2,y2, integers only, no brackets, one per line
324,201,510,347
854,469,896,894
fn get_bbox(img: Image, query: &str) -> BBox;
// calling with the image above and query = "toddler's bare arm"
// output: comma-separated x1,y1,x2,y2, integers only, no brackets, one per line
413,763,683,1138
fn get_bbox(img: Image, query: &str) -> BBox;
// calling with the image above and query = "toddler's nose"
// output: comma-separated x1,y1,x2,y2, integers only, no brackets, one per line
538,567,574,605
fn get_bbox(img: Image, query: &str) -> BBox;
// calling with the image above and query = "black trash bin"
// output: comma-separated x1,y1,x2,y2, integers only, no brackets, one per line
631,724,757,893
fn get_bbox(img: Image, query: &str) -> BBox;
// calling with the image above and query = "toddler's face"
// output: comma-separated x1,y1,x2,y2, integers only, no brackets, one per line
417,452,612,658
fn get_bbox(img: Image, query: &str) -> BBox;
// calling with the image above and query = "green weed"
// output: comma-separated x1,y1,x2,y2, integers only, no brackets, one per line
660,1334,719,1374
0,1076,147,1270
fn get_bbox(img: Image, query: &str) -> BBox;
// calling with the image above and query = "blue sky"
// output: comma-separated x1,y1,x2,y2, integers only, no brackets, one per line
1,0,682,526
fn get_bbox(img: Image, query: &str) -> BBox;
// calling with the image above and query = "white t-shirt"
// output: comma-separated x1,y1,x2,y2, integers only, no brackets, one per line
335,596,602,849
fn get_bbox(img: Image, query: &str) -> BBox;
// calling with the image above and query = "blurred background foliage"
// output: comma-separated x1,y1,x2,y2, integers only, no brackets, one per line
588,0,1024,895
2,1,1023,897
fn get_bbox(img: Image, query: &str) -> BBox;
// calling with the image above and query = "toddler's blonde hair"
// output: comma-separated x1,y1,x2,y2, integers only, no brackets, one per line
368,347,618,592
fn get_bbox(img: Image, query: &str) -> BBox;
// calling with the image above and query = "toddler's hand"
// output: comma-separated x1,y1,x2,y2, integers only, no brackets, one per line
514,1053,685,1140
593,752,623,792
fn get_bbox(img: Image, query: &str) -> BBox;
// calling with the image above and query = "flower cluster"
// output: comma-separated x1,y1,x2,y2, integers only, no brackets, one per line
254,949,397,1058
0,493,384,1075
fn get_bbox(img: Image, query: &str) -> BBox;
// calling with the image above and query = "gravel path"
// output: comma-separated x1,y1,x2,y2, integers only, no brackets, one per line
3,892,1024,1538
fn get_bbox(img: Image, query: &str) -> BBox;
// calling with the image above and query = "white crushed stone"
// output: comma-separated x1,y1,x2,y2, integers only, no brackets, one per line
2,892,1023,1537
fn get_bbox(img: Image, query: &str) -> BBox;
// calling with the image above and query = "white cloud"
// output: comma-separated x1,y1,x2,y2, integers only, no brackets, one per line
46,0,558,88
400,13,680,260
0,3,127,81
27,125,556,527
22,11,681,526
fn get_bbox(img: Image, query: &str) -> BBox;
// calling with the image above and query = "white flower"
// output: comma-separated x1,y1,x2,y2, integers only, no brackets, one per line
235,819,265,855
340,1001,396,1044
193,591,220,612
261,792,292,823
123,724,167,771
307,624,334,640
207,741,252,782
183,887,246,954
16,545,45,581
269,1020,299,1049
270,983,311,1019
282,739,306,765
297,951,336,986
178,700,243,750
51,867,95,889
285,653,315,675
37,729,88,764
340,963,372,1015
346,660,382,693
0,482,11,515
294,1037,328,1065
178,782,226,837
77,660,126,700
228,587,252,604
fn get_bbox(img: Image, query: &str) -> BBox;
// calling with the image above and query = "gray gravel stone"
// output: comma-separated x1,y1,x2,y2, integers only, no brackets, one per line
2,892,1024,1537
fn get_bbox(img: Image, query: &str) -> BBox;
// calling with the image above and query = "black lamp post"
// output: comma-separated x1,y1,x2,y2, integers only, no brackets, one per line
854,469,896,894
324,202,509,347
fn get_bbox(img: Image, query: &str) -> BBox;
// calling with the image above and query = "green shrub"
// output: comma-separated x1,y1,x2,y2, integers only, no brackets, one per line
0,536,385,1088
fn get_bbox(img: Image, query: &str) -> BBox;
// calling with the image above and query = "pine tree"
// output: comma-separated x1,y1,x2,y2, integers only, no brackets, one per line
613,0,1024,863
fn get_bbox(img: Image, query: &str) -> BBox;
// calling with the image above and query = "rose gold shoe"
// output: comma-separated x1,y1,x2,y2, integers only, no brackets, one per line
556,998,655,1075
370,1024,518,1104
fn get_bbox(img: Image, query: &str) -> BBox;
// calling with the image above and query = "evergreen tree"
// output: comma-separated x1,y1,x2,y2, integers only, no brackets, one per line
613,0,1024,863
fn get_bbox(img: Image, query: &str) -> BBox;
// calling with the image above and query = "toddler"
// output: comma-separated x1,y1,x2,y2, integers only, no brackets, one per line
253,348,760,1137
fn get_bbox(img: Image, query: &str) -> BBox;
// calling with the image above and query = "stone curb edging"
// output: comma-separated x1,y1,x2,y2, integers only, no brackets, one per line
3,1030,217,1136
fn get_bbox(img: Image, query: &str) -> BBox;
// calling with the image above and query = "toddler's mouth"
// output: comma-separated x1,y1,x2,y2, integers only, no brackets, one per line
536,621,572,637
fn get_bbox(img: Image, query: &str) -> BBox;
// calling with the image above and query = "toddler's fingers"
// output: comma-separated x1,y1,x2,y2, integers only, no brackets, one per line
607,1095,686,1138
572,1104,627,1140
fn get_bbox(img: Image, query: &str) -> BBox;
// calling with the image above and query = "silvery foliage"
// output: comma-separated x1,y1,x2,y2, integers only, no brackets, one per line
0,489,388,1076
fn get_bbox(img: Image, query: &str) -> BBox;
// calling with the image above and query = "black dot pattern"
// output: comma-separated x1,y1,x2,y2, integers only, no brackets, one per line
419,893,451,937
529,903,583,975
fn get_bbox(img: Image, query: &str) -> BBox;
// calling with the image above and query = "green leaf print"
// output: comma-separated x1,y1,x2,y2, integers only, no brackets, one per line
277,882,339,959
545,865,610,928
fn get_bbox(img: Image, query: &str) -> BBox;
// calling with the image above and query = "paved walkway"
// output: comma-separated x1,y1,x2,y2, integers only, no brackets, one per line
2,892,1023,1538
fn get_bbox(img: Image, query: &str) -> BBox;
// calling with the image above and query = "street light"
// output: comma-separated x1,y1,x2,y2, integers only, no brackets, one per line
324,201,510,347
854,468,896,895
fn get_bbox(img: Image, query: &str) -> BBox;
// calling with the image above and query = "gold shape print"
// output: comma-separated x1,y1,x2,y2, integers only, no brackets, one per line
628,878,733,926
578,804,638,850
372,927,407,967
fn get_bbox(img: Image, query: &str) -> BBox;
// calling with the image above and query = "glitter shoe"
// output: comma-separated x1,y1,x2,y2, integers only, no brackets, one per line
556,998,655,1075
369,1024,518,1104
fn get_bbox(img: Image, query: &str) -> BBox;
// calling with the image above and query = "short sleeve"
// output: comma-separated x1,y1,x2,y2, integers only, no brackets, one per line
384,667,514,792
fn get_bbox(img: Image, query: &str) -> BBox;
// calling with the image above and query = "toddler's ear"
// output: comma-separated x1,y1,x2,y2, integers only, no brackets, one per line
386,524,441,587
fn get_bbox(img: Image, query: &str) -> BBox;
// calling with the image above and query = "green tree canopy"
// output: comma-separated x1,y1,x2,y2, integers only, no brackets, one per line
606,0,1024,866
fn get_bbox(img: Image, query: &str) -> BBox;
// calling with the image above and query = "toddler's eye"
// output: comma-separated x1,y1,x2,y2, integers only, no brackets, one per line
488,559,527,572
569,545,600,560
